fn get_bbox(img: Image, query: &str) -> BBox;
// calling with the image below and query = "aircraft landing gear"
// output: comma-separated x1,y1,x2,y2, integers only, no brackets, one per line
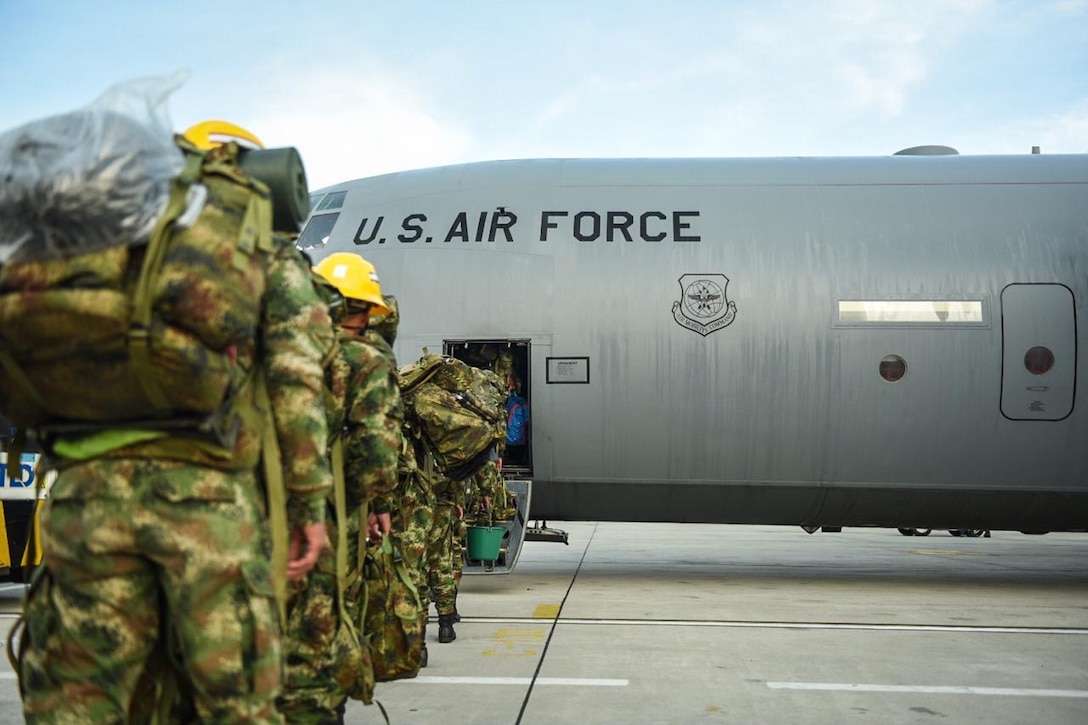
897,528,932,536
525,520,569,545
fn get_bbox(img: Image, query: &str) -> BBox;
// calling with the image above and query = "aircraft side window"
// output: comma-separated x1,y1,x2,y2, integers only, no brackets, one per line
297,212,340,251
837,300,984,325
1023,346,1055,375
879,354,906,382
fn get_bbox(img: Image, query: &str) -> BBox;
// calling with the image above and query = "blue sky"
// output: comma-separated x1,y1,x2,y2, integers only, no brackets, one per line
2,0,1085,190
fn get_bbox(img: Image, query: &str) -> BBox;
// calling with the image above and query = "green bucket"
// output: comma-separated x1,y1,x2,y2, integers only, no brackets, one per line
466,525,504,561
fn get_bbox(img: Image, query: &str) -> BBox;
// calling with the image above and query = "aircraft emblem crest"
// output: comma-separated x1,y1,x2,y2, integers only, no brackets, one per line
672,274,737,336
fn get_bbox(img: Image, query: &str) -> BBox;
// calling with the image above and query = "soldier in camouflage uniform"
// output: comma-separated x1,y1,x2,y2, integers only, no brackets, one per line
419,362,507,644
427,464,475,643
367,297,437,667
17,128,333,725
275,265,357,723
391,435,437,664
318,255,403,594
277,253,404,721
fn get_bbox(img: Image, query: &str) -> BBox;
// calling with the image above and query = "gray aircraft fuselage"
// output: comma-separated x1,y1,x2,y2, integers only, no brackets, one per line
303,152,1088,532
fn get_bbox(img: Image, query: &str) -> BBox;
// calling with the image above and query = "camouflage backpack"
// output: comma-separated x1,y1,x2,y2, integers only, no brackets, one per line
0,119,275,448
361,534,425,682
399,352,508,481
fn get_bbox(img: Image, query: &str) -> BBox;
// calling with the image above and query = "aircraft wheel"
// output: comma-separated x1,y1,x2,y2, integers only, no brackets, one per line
913,528,931,537
897,528,915,536
963,529,985,538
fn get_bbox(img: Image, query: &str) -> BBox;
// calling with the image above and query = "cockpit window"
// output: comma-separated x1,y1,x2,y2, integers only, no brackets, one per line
297,213,339,251
315,191,346,211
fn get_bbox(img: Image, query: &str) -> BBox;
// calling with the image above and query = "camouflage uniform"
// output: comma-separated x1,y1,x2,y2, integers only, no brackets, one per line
277,300,403,721
366,300,436,657
341,330,402,523
18,235,333,724
427,471,467,637
467,459,507,524
277,272,350,723
392,441,436,655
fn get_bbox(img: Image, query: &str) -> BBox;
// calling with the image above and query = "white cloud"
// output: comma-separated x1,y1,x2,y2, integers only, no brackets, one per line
159,0,1076,176
489,0,997,163
237,66,472,189
742,0,989,117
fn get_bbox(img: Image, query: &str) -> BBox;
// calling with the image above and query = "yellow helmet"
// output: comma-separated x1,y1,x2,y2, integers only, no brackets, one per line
182,120,265,150
314,253,392,315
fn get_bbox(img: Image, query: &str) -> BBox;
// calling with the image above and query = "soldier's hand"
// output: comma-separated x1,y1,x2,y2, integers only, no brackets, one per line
366,511,392,543
286,522,328,581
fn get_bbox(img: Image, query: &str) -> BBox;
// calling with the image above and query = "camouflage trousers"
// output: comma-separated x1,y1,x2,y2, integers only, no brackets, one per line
426,499,464,615
278,509,370,724
392,477,435,637
18,458,284,724
391,476,435,596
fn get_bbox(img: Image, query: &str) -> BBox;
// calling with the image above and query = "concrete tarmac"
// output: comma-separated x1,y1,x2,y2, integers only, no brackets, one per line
1,522,1086,724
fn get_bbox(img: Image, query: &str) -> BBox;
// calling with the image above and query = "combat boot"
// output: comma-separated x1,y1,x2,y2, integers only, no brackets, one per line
452,606,461,623
438,613,457,643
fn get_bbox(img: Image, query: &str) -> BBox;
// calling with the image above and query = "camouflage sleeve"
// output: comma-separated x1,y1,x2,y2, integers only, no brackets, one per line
262,239,335,525
342,337,403,514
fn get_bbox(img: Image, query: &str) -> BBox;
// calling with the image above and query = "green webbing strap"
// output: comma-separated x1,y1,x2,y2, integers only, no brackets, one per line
200,149,275,257
129,151,205,414
51,429,165,460
330,436,367,675
357,502,370,604
332,441,386,717
391,539,422,617
331,438,350,598
255,368,289,624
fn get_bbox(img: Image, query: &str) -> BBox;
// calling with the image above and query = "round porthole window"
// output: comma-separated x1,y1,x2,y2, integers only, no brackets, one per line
879,354,906,382
1024,346,1055,375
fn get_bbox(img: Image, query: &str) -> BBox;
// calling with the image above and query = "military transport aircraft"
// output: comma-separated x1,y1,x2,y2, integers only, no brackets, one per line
297,145,1087,573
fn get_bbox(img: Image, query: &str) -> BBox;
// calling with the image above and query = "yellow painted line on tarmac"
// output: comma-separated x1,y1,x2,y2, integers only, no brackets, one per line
533,603,560,619
482,626,545,658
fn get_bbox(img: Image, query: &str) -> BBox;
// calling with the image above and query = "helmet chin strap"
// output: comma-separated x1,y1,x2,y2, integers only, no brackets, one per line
340,322,368,338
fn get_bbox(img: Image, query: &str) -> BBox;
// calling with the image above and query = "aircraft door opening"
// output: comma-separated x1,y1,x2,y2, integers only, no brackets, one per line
444,340,533,475
443,339,534,575
1000,284,1076,421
